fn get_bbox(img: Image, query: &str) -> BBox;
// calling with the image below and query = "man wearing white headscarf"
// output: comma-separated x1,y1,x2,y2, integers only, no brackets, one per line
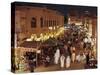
54,48,60,64
66,56,71,68
71,47,76,63
60,54,65,68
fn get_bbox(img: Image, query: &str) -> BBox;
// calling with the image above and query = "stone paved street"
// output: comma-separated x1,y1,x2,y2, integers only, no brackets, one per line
34,62,85,72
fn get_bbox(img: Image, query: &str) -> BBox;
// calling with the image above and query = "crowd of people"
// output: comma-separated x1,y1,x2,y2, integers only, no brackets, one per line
40,25,97,69
14,25,97,72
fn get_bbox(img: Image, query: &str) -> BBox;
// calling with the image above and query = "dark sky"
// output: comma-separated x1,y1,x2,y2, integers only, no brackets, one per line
13,1,97,16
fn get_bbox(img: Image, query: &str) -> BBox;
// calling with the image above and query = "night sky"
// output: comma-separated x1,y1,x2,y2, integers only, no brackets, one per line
13,2,97,16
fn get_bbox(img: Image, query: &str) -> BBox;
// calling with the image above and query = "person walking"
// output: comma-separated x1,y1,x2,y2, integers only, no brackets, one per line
45,55,50,67
54,48,60,64
83,37,88,50
71,47,76,63
66,56,71,68
86,52,90,65
60,54,65,68
76,53,81,62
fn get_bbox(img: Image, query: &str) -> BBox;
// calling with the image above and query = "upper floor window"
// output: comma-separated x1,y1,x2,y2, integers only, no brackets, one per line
40,17,43,27
31,17,36,28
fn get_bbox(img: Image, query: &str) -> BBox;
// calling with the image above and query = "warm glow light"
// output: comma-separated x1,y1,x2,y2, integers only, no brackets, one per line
37,50,41,54
26,38,32,41
54,26,55,30
48,26,53,30
75,22,82,25
27,26,64,42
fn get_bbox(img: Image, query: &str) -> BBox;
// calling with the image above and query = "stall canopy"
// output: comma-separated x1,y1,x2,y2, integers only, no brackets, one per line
20,41,41,48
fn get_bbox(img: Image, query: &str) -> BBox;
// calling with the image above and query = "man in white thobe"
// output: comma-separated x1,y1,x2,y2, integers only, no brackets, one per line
54,48,60,64
72,48,76,63
76,54,81,62
72,52,76,63
60,54,65,68
66,56,71,68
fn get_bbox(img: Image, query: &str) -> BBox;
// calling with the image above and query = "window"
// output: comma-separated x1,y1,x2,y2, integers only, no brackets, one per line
49,20,51,26
40,17,43,27
51,20,53,26
45,20,48,27
54,20,56,26
57,20,58,25
47,20,49,27
50,20,52,26
53,20,55,26
55,20,57,26
31,17,36,28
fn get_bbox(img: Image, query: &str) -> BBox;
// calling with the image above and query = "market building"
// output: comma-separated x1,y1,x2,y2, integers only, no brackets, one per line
14,6,64,71
15,6,64,46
